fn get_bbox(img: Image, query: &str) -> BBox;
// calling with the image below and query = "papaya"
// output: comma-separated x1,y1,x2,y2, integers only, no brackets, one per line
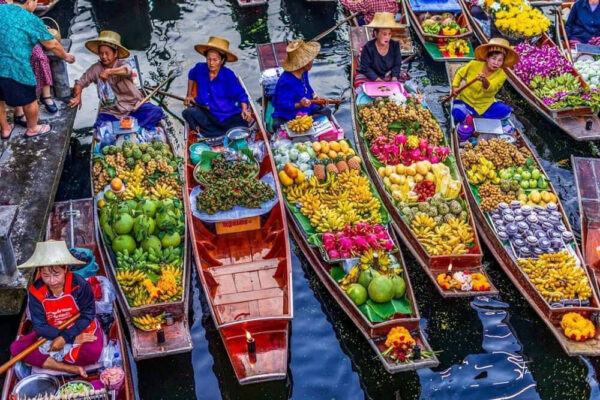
283,163,298,179
278,170,294,186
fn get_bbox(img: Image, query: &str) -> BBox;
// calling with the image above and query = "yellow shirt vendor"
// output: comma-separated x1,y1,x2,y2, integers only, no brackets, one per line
451,38,520,125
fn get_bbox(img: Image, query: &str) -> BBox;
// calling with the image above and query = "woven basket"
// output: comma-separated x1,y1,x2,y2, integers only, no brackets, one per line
42,17,61,41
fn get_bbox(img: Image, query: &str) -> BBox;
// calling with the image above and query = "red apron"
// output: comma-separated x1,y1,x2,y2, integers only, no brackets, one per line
29,272,98,364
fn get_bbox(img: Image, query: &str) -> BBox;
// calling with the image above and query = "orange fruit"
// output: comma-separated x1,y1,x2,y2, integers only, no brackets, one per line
110,177,123,192
97,198,106,208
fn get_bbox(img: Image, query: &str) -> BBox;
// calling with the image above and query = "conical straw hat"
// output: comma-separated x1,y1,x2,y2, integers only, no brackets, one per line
17,240,85,269
282,39,321,72
195,36,238,62
367,12,402,29
475,37,519,68
85,30,130,59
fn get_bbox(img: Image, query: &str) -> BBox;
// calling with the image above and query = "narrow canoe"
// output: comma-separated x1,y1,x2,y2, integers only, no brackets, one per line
572,156,600,294
236,0,268,7
1,199,136,400
91,59,193,361
449,79,600,354
460,0,600,141
183,78,293,385
349,27,497,298
257,41,440,372
342,0,416,56
34,0,60,16
404,0,475,61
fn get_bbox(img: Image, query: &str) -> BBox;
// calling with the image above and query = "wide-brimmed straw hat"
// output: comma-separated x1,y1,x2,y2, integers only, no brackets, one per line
17,240,85,269
475,37,519,68
195,36,238,62
85,30,130,59
282,39,321,72
367,12,402,29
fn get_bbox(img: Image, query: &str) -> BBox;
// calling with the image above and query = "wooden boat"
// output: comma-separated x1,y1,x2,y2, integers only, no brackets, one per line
236,0,267,7
349,27,497,298
91,60,192,361
404,0,475,61
342,0,416,56
257,41,439,372
34,0,60,16
183,79,293,385
460,0,600,141
1,199,135,400
449,69,600,354
573,156,600,293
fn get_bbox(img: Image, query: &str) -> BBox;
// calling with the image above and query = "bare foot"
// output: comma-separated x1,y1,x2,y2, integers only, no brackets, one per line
1,124,13,139
64,364,87,377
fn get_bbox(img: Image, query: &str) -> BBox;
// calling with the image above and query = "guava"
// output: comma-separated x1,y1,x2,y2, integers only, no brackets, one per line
391,276,406,299
358,268,380,288
161,231,181,248
112,235,136,253
346,284,367,306
112,213,134,235
141,235,162,252
368,276,395,303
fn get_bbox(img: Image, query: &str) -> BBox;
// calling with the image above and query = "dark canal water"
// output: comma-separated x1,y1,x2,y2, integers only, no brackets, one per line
3,0,600,398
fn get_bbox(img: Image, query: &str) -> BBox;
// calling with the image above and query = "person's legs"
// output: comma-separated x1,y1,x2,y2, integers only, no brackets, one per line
311,105,333,119
10,332,50,368
23,100,50,137
182,106,223,137
94,113,119,129
482,101,512,120
451,100,476,124
69,329,104,366
220,113,248,131
131,103,164,129
0,102,11,138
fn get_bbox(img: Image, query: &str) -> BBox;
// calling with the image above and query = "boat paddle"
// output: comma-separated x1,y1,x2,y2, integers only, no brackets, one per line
0,313,80,375
143,86,210,110
441,76,479,105
311,97,345,106
134,70,178,112
311,12,360,42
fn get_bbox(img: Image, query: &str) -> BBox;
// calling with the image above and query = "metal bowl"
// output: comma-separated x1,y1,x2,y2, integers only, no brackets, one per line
13,374,59,398
226,126,250,141
57,380,94,395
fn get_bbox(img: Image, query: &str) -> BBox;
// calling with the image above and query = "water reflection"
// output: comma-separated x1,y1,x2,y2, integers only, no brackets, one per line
90,0,152,49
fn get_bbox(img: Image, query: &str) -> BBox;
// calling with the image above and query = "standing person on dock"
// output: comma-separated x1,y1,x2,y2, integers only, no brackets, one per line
355,12,404,87
182,36,252,137
565,0,600,45
340,0,399,25
271,39,332,130
10,241,104,378
450,38,519,126
68,31,164,129
0,0,75,140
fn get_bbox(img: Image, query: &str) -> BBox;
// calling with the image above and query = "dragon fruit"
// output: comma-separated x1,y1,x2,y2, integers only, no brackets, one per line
322,223,395,260
338,237,353,252
328,249,340,259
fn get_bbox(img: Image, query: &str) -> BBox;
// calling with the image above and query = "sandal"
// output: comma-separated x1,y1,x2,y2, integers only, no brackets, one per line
41,96,58,114
1,124,15,140
14,114,26,127
25,124,52,139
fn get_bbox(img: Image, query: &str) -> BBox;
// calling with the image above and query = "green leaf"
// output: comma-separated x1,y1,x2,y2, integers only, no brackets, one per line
330,267,346,282
359,303,386,322
366,297,412,320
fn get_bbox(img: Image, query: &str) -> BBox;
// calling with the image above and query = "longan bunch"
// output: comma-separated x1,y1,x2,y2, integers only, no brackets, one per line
479,182,516,211
462,139,530,170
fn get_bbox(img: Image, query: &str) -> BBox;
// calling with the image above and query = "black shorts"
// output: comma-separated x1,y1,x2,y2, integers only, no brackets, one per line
0,77,36,107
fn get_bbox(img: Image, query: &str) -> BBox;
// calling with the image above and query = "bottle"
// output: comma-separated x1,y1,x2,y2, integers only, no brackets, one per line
112,352,123,368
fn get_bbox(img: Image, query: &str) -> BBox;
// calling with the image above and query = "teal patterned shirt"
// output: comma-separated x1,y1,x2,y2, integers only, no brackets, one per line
0,4,54,86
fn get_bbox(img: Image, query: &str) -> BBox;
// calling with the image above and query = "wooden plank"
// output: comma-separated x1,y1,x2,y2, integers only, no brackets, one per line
209,258,278,276
258,268,280,289
234,272,256,293
213,288,283,306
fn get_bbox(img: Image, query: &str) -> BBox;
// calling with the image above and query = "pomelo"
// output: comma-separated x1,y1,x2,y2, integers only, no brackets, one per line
368,276,394,303
161,231,181,248
113,213,134,235
391,276,406,299
137,199,158,217
112,235,136,253
346,284,367,306
141,235,162,252
358,268,380,289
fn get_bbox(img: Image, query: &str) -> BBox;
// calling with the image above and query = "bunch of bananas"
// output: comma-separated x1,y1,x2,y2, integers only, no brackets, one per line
127,286,153,307
411,213,474,255
148,247,181,265
122,182,148,200
116,269,146,291
359,249,396,275
284,170,382,232
158,265,183,302
119,164,145,186
143,278,161,300
287,115,313,132
116,248,149,270
339,265,360,290
150,183,177,200
443,39,470,57
518,251,592,302
466,156,499,185
133,313,165,331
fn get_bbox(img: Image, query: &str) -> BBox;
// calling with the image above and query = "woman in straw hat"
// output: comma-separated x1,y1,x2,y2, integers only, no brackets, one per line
68,30,164,130
271,39,332,130
182,36,252,137
355,12,404,87
10,240,104,378
340,0,398,25
451,38,519,125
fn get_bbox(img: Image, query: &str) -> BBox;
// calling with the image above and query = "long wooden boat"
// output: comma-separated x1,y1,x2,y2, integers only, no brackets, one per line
342,0,416,56
35,0,60,16
1,199,135,400
573,156,600,294
183,79,293,385
404,0,475,61
91,60,192,361
460,0,600,141
449,70,600,354
349,27,497,298
257,41,439,372
236,0,267,7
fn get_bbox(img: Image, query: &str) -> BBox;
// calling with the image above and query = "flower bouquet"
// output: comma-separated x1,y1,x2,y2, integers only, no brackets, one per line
379,327,441,363
482,0,550,39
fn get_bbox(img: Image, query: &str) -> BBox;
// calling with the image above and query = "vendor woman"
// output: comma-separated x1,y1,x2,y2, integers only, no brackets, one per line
451,38,519,125
10,241,103,377
182,36,252,137
271,39,332,130
68,30,164,129
565,0,600,45
356,12,403,86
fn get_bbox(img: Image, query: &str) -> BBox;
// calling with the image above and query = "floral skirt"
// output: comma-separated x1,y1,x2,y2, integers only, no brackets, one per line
31,45,53,93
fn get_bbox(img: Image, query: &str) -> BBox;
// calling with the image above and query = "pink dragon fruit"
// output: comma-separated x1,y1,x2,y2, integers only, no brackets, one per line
352,236,369,252
438,147,450,157
355,222,369,233
373,224,386,234
328,249,340,259
410,148,421,161
394,134,407,146
419,138,428,150
383,240,395,251
338,237,353,252
426,144,435,155
365,232,380,248
371,143,381,155
429,156,440,164
340,251,351,259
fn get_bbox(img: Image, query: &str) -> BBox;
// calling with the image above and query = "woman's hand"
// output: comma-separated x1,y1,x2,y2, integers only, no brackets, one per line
391,77,398,82
74,332,97,345
375,77,384,82
49,336,66,352
241,108,253,122
184,96,195,107
300,97,311,107
99,68,112,81
451,87,460,97
64,54,76,64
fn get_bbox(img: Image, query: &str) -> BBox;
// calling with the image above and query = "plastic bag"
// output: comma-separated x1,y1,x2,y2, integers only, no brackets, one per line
98,80,117,108
69,247,99,278
94,276,116,315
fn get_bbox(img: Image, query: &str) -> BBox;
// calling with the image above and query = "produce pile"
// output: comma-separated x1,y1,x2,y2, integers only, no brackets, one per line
369,134,450,165
483,0,550,38
410,213,475,255
420,12,467,36
513,43,600,110
441,40,470,57
436,271,491,291
320,223,395,260
574,59,600,88
380,326,440,365
287,114,313,133
94,140,185,309
399,194,468,225
132,312,166,331
561,312,596,342
57,381,93,396
195,155,275,215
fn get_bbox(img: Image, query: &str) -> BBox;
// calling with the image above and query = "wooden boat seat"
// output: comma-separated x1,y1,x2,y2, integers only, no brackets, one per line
207,258,286,324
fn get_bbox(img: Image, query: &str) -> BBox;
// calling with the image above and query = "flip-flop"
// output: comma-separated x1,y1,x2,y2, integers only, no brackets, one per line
25,124,52,139
1,124,15,140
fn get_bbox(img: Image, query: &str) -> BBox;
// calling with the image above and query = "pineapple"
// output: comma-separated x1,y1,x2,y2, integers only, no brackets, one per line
314,163,326,180
335,156,349,173
347,156,361,170
325,162,339,174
